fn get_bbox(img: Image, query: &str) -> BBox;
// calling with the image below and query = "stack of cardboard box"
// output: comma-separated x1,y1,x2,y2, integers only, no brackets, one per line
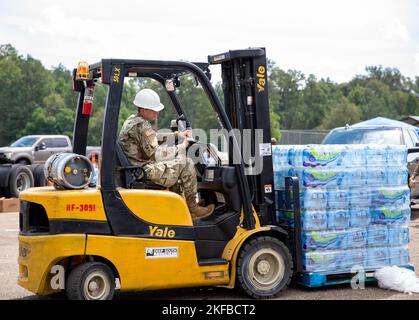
0,198,19,213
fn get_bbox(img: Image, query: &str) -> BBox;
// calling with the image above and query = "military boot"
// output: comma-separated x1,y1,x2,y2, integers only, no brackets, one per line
185,194,215,220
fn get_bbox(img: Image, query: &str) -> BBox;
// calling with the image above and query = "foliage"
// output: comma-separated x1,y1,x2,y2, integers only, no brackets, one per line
0,44,418,147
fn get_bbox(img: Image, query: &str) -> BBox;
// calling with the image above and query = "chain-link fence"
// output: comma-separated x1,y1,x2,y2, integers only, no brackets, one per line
278,129,329,145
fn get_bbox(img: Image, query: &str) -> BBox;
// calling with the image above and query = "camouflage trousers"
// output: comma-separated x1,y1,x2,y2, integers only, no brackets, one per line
143,156,197,196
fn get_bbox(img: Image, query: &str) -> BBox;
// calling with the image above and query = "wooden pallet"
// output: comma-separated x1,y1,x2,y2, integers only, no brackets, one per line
295,265,415,287
0,197,19,213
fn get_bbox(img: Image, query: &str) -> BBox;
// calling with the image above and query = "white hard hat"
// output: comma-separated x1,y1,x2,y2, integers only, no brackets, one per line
133,89,164,112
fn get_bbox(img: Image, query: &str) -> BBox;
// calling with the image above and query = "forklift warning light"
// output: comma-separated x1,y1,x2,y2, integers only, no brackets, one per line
76,61,89,80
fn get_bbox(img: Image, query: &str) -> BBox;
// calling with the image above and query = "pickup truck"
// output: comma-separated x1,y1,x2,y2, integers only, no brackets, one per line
0,135,100,164
0,135,100,198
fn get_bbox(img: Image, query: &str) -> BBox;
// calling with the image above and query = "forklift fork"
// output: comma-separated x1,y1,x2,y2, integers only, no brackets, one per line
278,176,303,273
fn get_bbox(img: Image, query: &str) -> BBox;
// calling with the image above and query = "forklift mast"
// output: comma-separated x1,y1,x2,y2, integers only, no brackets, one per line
71,49,275,230
208,48,275,225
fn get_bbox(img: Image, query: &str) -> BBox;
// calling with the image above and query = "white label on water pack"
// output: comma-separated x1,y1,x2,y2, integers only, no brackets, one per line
145,247,178,259
259,143,272,157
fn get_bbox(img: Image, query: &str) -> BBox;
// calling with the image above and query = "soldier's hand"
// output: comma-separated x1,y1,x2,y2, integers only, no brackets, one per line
181,137,190,147
178,130,192,139
409,177,416,188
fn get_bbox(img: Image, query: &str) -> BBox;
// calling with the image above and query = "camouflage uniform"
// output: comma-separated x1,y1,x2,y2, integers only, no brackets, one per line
118,114,197,196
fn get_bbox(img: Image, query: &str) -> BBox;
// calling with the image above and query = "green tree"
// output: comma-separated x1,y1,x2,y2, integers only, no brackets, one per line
268,65,304,129
269,111,281,141
3,43,419,148
0,55,25,145
318,97,362,129
23,93,75,136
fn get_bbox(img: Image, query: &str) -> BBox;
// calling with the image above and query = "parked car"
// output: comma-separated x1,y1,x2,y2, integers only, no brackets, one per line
322,117,419,198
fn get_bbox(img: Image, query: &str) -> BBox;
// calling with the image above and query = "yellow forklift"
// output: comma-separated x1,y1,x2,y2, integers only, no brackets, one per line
18,48,301,299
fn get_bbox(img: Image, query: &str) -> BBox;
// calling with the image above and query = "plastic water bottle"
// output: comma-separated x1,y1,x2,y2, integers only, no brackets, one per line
342,249,367,271
366,168,387,187
272,145,280,171
349,187,371,208
302,145,344,168
274,170,285,190
287,147,295,166
367,247,390,268
338,168,352,188
302,189,327,209
387,145,407,167
347,228,368,248
327,190,349,209
387,166,408,186
302,168,341,189
273,170,280,189
349,168,366,187
283,143,412,275
341,146,352,167
388,225,409,247
303,250,344,272
371,205,411,225
344,145,366,167
388,246,410,266
367,225,389,247
366,145,387,167
301,209,328,231
327,208,350,230
272,145,290,169
371,186,410,207
288,145,305,167
302,230,348,251
288,167,304,188
296,145,306,167
350,207,371,227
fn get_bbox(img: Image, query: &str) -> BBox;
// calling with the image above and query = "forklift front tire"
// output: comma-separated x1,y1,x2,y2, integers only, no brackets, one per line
66,262,115,300
236,236,292,299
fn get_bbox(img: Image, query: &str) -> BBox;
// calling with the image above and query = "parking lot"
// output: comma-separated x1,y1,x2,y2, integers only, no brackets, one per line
1,209,419,300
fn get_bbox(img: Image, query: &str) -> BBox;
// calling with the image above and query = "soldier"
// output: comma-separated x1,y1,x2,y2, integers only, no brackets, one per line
119,88,215,220
410,167,418,188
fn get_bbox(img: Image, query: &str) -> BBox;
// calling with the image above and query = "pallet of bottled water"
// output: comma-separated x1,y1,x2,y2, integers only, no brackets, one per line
273,144,411,274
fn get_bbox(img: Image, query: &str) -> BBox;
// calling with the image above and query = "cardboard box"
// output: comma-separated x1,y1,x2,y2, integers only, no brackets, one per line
0,197,20,213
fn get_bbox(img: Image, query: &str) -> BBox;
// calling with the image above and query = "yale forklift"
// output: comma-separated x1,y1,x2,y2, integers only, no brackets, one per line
18,48,301,300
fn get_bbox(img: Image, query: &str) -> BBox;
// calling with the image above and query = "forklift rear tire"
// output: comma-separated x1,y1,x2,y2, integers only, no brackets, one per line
236,236,292,299
66,262,115,300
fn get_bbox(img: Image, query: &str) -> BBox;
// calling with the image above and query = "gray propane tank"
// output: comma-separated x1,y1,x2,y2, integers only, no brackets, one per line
44,153,94,190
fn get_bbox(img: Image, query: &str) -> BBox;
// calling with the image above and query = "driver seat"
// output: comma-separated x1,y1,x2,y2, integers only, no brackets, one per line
115,142,166,190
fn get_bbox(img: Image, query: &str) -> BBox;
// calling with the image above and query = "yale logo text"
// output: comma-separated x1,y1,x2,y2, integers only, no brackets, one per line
113,66,121,83
256,66,266,92
149,226,176,238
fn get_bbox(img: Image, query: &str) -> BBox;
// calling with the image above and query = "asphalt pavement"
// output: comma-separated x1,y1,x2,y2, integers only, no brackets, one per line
1,210,419,300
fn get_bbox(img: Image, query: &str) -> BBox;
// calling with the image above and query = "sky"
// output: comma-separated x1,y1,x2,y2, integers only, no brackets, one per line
0,0,418,83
